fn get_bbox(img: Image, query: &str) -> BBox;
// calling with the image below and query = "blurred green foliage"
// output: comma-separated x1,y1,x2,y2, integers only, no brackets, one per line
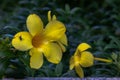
0,0,120,78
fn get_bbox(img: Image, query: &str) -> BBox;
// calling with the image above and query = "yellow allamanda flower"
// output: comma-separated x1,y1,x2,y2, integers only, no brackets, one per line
69,43,112,78
12,11,67,69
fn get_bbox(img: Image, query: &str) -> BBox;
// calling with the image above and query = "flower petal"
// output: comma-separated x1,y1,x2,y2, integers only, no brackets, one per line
52,15,57,21
44,20,66,40
42,43,62,64
26,14,43,36
78,43,91,52
75,65,84,78
57,34,67,52
70,56,75,70
59,34,68,46
30,48,43,69
57,42,66,52
79,51,94,67
48,11,57,22
12,32,33,51
48,11,52,22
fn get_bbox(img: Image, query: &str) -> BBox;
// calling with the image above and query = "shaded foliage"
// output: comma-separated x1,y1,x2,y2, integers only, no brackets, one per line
0,0,120,78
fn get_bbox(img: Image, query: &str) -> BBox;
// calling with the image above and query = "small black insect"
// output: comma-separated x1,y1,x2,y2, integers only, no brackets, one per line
19,36,23,41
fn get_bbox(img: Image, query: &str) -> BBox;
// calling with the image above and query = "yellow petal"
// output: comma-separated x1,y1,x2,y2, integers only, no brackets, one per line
52,15,57,21
30,48,43,69
75,65,84,78
69,56,75,70
48,11,52,22
26,14,43,36
57,34,68,52
59,34,68,46
12,32,33,51
78,43,91,52
74,54,80,65
48,11,57,21
42,43,62,64
57,42,66,52
44,20,66,40
79,51,94,67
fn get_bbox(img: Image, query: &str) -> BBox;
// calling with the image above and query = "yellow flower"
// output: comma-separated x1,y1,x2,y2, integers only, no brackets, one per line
12,11,67,69
69,43,112,78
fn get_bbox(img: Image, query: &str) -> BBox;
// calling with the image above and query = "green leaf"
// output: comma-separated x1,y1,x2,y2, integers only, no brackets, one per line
0,59,9,78
109,36,120,49
55,62,63,77
0,51,14,58
65,4,70,14
61,70,77,77
71,7,81,14
111,53,117,61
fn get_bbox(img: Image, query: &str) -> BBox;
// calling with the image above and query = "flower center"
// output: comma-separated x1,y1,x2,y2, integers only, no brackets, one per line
32,33,46,48
74,55,80,65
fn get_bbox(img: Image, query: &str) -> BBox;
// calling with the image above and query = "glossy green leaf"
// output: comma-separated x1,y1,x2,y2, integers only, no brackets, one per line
55,62,63,77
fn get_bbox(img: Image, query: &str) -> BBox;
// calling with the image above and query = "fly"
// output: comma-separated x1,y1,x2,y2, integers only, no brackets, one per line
19,36,23,41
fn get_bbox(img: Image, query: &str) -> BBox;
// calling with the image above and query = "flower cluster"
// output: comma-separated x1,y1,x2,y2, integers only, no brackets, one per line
11,11,112,78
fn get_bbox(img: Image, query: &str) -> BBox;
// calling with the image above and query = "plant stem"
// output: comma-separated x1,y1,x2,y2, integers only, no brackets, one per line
94,57,112,63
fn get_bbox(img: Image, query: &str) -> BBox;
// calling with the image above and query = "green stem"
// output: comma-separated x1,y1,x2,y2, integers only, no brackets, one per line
94,57,112,63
